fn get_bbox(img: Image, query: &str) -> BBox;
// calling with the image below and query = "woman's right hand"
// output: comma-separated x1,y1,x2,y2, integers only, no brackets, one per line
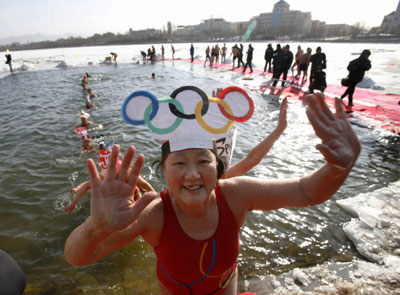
87,145,156,233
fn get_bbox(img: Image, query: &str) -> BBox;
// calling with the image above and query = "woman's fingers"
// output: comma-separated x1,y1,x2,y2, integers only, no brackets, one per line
118,145,135,181
127,154,145,187
304,94,331,127
87,158,101,188
315,92,335,121
334,97,346,119
104,145,120,182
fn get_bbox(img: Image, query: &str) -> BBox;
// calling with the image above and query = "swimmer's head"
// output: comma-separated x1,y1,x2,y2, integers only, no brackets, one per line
159,139,225,179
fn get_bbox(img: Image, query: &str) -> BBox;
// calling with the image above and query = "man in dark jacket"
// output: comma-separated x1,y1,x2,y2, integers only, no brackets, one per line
272,45,293,87
264,44,274,72
309,46,326,84
340,49,371,106
243,44,254,73
5,52,12,72
272,44,282,76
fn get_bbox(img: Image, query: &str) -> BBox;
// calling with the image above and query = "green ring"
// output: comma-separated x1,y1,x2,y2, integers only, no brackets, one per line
144,98,184,135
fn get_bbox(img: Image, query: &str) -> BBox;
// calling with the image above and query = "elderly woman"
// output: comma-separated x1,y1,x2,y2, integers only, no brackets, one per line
64,93,360,295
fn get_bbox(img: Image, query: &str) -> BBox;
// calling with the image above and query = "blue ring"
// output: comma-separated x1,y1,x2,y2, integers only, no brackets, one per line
121,90,159,125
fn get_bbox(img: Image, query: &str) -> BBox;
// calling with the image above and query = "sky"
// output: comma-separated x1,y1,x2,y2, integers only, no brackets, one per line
0,0,398,39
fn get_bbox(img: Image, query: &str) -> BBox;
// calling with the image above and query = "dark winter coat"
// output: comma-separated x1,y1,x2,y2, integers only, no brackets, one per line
276,50,293,71
264,47,274,61
347,56,371,84
310,53,326,73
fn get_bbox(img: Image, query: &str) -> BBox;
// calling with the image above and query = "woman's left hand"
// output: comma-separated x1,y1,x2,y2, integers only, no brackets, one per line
305,93,361,169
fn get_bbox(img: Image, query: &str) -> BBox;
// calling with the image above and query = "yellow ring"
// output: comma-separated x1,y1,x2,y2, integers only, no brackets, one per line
195,97,234,134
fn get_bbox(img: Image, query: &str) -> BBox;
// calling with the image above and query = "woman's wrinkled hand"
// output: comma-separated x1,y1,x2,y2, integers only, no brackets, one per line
87,145,156,233
304,93,361,169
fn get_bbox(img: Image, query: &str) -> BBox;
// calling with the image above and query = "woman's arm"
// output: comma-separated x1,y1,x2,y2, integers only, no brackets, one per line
66,181,91,213
70,180,90,194
64,145,157,266
137,175,155,192
223,98,287,178
223,93,360,215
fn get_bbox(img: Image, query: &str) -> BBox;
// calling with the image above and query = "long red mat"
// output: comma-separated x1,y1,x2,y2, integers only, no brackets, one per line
157,58,400,134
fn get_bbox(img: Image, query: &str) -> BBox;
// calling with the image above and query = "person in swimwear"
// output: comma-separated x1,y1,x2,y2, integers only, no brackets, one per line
87,88,97,98
64,93,360,294
298,47,312,83
81,75,87,87
76,113,94,128
66,144,154,213
291,45,303,79
85,96,95,109
110,52,118,63
80,133,96,154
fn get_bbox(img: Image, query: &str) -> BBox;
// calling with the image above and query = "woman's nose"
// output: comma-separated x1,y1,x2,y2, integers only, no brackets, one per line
184,164,200,179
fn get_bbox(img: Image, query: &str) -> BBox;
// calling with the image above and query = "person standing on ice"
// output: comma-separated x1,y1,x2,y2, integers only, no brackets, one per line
190,44,195,62
340,49,372,107
242,44,254,73
5,51,12,72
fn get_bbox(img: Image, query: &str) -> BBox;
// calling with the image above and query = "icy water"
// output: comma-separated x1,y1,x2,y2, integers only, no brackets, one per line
0,43,399,294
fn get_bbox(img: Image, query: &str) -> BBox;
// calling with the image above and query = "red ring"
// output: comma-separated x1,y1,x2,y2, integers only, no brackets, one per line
217,86,254,122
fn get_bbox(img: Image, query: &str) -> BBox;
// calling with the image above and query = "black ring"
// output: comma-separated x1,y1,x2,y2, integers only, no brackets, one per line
169,86,209,119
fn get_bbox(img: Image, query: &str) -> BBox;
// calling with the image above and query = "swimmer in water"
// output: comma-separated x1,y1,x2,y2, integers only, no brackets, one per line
85,96,94,109
110,52,118,62
81,75,87,87
65,92,360,295
87,88,97,98
151,73,156,79
80,133,96,154
76,112,94,128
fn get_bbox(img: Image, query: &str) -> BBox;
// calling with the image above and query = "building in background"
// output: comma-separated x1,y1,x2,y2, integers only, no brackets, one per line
255,0,312,39
380,0,400,35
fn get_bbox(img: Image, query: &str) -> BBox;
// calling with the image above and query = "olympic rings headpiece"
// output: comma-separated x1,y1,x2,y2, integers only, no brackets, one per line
121,86,254,152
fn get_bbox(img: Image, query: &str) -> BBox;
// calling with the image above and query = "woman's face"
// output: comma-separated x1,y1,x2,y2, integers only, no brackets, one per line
163,149,218,207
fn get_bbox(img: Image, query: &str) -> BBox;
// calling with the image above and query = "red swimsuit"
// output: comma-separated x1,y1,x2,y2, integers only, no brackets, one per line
154,184,240,294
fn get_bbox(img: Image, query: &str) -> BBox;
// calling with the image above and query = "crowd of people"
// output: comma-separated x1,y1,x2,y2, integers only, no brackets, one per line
195,42,372,108
140,44,176,61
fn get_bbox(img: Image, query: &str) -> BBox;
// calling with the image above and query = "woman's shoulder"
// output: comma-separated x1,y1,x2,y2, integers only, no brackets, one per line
218,178,252,228
137,192,164,247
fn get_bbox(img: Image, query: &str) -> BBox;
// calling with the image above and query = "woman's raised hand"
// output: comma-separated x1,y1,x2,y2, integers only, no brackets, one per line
305,93,361,169
87,145,156,233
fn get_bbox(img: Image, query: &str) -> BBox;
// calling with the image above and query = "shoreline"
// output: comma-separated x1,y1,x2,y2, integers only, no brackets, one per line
1,37,399,53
